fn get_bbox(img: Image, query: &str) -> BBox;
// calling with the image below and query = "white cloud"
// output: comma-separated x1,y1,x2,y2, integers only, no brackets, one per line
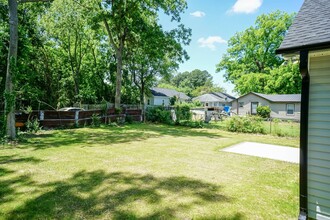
229,0,262,14
198,36,227,50
190,11,206,18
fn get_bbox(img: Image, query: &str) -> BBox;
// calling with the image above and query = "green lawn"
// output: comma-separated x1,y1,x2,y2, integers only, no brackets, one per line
0,123,299,219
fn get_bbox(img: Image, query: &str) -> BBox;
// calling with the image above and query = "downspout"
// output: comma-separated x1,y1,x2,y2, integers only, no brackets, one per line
298,50,309,220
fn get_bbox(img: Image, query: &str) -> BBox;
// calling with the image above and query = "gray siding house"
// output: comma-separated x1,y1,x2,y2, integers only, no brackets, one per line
231,92,301,120
192,92,235,107
277,0,330,219
145,88,190,106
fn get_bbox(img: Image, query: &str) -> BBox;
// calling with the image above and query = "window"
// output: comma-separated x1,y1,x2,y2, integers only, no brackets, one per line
239,102,244,108
287,104,295,115
251,102,258,115
162,100,165,106
147,99,150,105
205,103,209,107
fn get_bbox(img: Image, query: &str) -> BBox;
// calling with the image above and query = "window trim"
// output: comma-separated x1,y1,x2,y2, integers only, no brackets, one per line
286,103,295,115
251,102,258,115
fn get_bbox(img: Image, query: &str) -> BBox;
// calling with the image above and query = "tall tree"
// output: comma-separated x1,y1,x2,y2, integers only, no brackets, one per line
4,0,51,139
5,0,18,139
92,0,189,108
216,11,299,95
128,19,189,111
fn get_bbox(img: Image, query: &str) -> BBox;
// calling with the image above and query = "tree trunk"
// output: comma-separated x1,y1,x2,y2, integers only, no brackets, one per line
115,43,123,109
140,80,145,122
5,0,18,139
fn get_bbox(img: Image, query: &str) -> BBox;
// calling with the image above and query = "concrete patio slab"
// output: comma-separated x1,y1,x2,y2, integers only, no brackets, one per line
222,142,299,163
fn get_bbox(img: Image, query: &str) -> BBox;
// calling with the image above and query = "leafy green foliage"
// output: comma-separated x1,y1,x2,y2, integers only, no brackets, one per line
158,69,225,97
25,118,42,133
257,105,271,118
216,11,300,95
225,116,265,134
91,114,101,127
145,106,172,124
177,120,204,128
175,104,192,122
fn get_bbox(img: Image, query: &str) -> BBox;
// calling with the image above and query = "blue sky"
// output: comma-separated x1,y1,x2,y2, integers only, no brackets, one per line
160,0,304,95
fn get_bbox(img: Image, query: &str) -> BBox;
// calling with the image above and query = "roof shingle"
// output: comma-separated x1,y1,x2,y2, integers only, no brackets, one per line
253,93,301,102
150,88,190,100
277,0,330,53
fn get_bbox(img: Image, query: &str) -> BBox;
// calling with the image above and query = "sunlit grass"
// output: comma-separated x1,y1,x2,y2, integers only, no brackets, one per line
0,123,298,219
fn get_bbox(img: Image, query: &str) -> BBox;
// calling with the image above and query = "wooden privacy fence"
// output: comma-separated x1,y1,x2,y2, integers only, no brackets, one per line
15,108,142,129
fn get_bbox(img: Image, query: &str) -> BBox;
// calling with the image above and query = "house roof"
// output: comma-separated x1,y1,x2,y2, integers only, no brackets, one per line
254,93,301,102
192,93,226,103
212,92,236,102
150,87,190,100
234,92,301,103
277,0,330,54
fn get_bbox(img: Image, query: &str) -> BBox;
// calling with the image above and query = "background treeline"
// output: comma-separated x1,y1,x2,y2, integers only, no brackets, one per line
0,0,191,111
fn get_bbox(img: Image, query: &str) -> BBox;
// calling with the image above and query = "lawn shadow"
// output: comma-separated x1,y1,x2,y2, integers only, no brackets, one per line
14,124,224,150
0,155,42,208
7,170,233,219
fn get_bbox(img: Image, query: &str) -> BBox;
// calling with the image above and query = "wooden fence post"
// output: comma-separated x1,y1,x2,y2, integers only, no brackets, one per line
75,111,79,127
39,110,44,121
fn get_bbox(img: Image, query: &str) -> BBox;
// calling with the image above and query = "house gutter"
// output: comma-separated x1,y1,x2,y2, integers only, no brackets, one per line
276,41,330,55
298,50,309,220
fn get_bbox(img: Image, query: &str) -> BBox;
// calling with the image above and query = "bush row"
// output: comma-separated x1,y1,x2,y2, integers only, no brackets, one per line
225,116,265,134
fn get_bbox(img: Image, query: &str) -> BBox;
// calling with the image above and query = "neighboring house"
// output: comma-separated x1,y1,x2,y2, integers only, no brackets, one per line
193,92,235,107
231,92,301,120
146,87,190,106
276,0,330,219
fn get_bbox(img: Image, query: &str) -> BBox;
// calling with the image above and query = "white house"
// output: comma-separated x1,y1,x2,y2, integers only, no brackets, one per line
231,92,301,120
277,0,330,219
145,87,190,106
192,92,235,107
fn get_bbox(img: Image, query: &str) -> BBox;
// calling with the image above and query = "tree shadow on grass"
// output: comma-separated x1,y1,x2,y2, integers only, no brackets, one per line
0,155,42,209
14,124,224,150
7,170,237,219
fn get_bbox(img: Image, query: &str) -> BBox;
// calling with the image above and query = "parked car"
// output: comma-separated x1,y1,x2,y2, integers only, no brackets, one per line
58,107,85,112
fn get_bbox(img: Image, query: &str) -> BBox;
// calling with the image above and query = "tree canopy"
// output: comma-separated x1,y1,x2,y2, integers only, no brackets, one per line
216,10,301,95
158,69,225,97
1,0,191,139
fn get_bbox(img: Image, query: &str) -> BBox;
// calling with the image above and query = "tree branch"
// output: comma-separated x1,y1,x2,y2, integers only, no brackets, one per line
19,0,52,3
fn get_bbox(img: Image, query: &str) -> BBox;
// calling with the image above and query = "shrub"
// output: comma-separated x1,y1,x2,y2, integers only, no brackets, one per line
91,114,101,127
225,116,265,134
175,104,192,122
145,106,172,124
257,105,271,118
26,118,42,133
178,120,204,128
125,115,133,124
115,107,122,114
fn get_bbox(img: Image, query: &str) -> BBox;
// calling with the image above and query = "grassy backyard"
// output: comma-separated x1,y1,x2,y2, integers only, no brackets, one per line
0,123,299,219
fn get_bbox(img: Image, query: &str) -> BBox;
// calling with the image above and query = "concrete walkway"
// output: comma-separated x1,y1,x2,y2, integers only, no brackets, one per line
222,142,299,163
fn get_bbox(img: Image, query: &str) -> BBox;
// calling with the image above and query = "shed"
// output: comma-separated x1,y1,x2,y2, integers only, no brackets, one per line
277,0,330,219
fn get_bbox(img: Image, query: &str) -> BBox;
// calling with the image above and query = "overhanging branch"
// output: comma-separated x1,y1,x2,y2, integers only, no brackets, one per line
19,0,52,3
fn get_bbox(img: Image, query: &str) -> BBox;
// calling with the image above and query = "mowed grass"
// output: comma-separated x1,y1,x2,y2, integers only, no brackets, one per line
0,123,299,219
